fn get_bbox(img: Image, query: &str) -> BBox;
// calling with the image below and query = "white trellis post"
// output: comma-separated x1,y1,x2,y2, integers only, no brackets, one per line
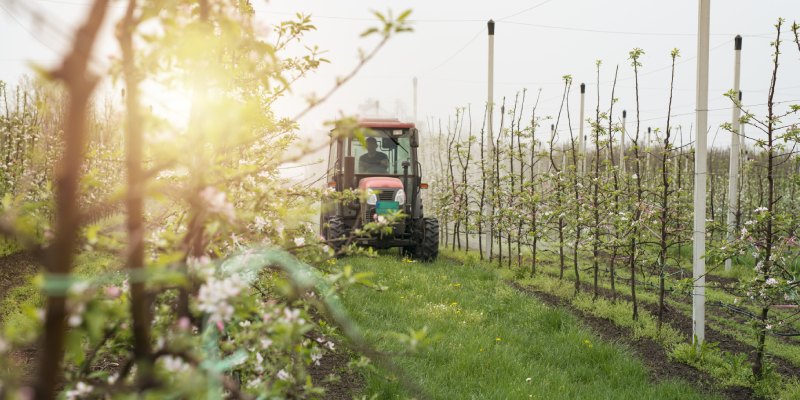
486,19,495,259
579,83,586,174
413,76,418,124
693,0,711,345
621,110,627,173
725,35,742,272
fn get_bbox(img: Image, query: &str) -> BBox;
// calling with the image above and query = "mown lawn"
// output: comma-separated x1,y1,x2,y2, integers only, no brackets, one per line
340,253,714,399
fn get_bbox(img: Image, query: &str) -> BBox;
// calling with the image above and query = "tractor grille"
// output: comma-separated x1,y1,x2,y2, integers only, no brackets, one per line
364,189,396,222
378,189,395,201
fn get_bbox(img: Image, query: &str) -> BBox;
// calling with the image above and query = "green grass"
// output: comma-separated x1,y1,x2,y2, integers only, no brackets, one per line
1,251,121,337
0,238,22,258
472,242,800,366
446,247,800,398
340,253,713,399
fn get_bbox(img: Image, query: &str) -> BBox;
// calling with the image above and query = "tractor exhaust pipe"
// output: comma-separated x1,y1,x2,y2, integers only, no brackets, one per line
343,156,355,190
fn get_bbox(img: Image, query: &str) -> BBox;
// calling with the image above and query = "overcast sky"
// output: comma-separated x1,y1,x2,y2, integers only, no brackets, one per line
2,0,799,151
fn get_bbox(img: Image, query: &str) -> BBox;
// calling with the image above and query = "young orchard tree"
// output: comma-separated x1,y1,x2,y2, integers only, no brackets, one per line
37,1,111,397
478,104,489,259
446,108,465,250
0,1,418,398
459,105,477,252
627,47,645,320
515,90,528,266
434,119,451,247
523,90,546,276
563,76,584,285
549,80,570,289
587,60,618,300
605,66,622,302
505,91,527,268
494,98,506,267
656,48,680,331
716,19,800,379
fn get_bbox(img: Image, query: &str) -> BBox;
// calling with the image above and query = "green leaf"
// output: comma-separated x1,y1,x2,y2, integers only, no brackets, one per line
66,330,85,365
371,10,387,23
360,27,379,38
397,9,413,22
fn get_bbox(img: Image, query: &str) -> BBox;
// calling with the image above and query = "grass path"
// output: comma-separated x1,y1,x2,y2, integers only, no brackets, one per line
340,254,715,399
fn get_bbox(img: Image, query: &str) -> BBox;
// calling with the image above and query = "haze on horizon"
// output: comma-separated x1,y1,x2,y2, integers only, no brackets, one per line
2,0,799,154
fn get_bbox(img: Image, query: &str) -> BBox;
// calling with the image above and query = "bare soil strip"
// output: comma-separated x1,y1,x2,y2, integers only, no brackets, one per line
0,251,39,303
508,281,759,400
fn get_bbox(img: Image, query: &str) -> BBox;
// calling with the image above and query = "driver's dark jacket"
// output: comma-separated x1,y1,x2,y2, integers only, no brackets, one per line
359,151,389,173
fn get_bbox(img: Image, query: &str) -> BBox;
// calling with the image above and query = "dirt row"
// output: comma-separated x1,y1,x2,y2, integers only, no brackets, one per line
549,267,800,380
508,281,759,400
0,251,39,303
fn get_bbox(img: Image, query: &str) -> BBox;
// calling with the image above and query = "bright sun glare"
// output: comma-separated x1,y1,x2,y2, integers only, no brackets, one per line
140,80,194,131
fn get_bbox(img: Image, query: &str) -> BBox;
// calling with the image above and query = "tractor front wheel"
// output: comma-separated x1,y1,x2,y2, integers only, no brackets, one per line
325,216,347,255
413,218,439,262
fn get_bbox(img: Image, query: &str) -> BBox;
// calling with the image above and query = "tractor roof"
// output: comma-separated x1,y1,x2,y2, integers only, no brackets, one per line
358,118,415,129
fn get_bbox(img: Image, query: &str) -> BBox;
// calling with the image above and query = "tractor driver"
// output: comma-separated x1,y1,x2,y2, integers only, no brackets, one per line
359,137,389,173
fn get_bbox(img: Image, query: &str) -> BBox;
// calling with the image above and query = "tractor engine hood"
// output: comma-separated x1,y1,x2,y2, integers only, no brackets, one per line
358,177,404,191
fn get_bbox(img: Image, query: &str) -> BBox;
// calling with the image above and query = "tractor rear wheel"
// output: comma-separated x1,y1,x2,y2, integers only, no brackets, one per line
413,218,439,262
326,216,347,255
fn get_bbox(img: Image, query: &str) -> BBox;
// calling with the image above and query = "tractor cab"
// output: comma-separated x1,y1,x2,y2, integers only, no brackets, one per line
320,118,438,260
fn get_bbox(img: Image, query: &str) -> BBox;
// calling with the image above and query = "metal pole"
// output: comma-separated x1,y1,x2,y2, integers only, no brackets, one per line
579,83,586,174
413,76,418,124
621,110,627,173
693,0,711,345
725,35,742,272
646,126,652,175
486,19,495,259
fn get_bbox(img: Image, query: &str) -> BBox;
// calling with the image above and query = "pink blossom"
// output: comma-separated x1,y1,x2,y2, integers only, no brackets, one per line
104,286,121,299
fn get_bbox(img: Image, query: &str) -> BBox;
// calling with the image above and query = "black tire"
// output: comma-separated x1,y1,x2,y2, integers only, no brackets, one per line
325,216,347,255
413,218,439,262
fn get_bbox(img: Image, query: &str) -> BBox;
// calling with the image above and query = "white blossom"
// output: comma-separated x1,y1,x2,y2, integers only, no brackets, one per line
294,237,306,247
65,382,93,400
188,256,214,279
282,308,300,323
200,187,236,221
276,369,291,381
68,281,90,296
197,276,246,324
68,314,82,328
161,355,191,373
253,216,269,231
754,261,764,274
311,351,323,366
766,277,779,286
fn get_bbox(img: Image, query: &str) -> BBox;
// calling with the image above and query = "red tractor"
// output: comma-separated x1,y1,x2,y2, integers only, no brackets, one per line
320,118,439,261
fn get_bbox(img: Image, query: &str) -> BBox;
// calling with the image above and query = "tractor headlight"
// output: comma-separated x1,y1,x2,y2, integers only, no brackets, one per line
366,192,377,205
394,189,406,204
